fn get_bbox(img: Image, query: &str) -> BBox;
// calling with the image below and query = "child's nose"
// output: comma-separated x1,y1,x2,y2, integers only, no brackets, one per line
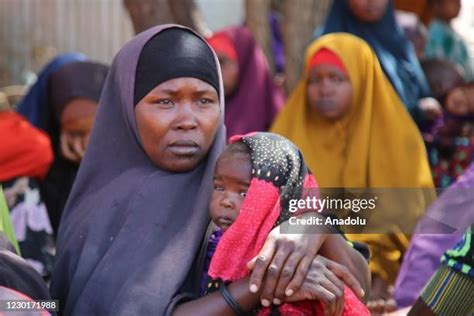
220,195,234,208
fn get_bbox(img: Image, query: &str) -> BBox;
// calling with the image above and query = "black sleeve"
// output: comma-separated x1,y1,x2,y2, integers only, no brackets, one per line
165,292,197,316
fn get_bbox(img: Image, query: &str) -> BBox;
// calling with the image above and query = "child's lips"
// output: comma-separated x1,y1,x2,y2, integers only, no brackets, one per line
217,216,234,227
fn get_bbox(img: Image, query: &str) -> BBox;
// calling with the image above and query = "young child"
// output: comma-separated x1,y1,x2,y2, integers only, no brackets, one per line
421,58,474,187
202,132,369,315
425,0,473,81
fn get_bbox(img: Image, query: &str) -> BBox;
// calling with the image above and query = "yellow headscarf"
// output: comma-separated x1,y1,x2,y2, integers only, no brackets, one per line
271,33,434,284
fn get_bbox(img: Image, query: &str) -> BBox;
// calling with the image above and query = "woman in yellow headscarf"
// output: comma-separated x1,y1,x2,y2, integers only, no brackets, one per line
271,33,434,301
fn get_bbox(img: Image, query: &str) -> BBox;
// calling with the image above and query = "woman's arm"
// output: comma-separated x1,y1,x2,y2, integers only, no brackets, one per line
172,277,260,316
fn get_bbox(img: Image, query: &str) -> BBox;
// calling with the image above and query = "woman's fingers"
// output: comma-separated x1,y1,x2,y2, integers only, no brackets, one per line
320,277,344,316
322,265,345,293
248,235,277,294
322,256,365,299
271,250,306,305
60,133,80,162
258,242,293,306
313,284,337,316
72,135,85,158
284,255,312,297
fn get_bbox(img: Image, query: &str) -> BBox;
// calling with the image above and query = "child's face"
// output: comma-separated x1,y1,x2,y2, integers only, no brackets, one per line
307,64,353,120
445,87,469,116
433,0,461,22
210,152,251,231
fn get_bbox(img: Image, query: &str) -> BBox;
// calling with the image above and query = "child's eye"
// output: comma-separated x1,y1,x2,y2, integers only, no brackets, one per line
239,192,247,198
214,185,224,192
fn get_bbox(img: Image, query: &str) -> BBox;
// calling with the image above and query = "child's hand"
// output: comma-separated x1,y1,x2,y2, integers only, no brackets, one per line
418,97,443,121
282,255,362,316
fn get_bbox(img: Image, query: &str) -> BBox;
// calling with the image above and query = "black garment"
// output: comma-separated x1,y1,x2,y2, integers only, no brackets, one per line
0,237,50,301
134,28,220,104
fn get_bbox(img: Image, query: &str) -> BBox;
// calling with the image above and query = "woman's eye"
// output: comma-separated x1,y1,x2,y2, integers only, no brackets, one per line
332,75,344,83
199,98,214,105
156,99,173,106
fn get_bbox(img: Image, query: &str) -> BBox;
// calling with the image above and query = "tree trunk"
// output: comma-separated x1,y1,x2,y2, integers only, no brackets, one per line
123,0,174,34
245,0,274,72
123,0,210,36
168,0,211,37
282,0,331,93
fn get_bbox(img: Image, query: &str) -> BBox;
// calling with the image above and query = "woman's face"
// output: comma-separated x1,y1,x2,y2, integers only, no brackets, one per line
433,0,461,22
217,53,239,97
135,77,220,172
60,98,98,163
348,0,389,23
307,64,353,120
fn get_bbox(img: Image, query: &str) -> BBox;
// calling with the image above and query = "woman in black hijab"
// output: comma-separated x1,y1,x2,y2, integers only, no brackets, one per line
42,61,109,234
51,25,368,315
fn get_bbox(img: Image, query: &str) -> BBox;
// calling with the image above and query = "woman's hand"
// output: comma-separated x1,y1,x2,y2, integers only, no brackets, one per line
60,131,86,163
284,255,364,316
367,275,397,314
246,213,367,308
246,224,328,307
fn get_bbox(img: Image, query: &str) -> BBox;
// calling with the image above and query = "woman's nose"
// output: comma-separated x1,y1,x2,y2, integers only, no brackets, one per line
174,103,198,131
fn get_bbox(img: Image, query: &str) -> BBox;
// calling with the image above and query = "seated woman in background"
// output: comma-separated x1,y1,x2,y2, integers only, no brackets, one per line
207,26,284,138
316,0,438,126
0,94,54,277
17,58,109,235
271,33,435,309
421,58,473,187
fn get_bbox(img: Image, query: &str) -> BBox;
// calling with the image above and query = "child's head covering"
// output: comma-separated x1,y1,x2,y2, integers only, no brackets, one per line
209,132,369,315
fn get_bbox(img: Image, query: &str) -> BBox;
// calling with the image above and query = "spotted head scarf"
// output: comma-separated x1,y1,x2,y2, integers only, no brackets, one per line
208,132,368,315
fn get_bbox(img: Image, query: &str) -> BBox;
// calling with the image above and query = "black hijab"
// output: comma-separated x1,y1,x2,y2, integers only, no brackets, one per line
51,25,225,315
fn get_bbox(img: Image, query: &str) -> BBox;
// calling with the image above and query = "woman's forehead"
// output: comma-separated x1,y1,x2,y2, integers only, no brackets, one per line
148,77,219,94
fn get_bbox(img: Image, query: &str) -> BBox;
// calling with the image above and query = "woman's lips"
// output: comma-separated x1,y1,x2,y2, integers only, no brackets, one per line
168,140,199,156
